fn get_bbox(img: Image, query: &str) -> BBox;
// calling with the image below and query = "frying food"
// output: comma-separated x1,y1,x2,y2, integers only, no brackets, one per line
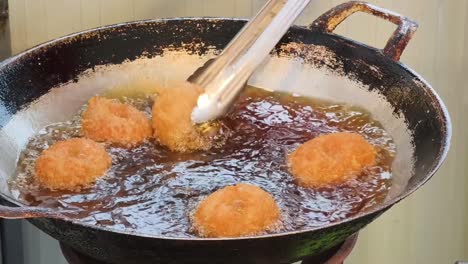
193,183,280,238
35,138,111,190
288,132,376,187
15,86,395,237
152,82,213,152
82,97,152,146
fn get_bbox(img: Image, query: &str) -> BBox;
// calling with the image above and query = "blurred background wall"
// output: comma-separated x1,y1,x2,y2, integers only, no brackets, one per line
3,0,468,263
0,0,9,59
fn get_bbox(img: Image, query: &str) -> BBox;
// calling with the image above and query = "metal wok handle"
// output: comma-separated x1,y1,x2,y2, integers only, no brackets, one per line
0,203,66,219
309,1,418,61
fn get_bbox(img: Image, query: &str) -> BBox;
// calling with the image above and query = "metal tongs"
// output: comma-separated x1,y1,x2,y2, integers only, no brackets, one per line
189,0,311,124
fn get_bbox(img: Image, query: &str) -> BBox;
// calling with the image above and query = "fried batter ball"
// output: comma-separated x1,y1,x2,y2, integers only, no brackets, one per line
82,97,152,146
35,138,111,190
152,82,213,152
193,183,280,238
288,132,376,188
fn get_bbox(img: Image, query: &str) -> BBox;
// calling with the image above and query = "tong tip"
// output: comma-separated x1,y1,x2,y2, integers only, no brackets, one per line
191,94,221,124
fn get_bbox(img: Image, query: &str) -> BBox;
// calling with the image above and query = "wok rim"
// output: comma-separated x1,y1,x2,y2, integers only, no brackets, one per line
0,18,452,242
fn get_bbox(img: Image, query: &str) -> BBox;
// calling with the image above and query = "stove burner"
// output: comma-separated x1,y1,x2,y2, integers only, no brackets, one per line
60,233,358,264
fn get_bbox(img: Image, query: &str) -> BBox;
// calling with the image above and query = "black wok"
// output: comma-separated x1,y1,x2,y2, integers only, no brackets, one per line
0,2,451,263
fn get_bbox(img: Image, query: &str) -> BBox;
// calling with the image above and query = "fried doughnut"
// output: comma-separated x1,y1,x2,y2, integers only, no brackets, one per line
152,82,213,152
82,97,152,146
35,138,111,190
288,132,376,187
193,183,280,238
